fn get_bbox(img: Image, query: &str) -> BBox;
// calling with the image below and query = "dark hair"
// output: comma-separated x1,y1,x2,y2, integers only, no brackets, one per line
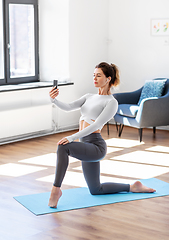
95,62,120,87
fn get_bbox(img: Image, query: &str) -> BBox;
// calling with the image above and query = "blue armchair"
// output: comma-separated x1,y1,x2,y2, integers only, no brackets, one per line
110,78,169,142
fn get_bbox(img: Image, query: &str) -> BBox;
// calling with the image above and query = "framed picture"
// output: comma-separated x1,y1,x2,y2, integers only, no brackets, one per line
151,19,169,36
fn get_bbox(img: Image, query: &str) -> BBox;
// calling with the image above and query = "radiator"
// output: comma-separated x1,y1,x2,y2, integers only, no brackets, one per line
0,104,53,142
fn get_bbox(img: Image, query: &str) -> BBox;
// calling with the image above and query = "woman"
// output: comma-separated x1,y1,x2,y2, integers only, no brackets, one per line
48,62,156,208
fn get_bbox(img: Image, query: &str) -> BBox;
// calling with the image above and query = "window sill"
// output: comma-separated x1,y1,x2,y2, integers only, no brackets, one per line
0,81,74,93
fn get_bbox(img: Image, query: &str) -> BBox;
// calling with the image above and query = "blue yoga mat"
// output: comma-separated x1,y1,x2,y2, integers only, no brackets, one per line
14,178,169,215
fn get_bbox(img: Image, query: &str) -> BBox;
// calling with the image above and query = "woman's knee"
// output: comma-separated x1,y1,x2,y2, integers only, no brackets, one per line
57,144,68,154
88,186,101,195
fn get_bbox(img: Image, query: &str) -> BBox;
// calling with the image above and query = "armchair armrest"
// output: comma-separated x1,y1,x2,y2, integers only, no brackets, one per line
113,88,142,104
136,94,169,127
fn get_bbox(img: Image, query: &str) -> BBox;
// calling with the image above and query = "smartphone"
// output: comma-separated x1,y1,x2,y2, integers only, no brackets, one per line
53,80,58,89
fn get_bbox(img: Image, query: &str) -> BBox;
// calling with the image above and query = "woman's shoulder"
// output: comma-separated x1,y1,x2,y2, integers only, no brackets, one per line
84,93,95,99
102,95,118,108
108,95,118,104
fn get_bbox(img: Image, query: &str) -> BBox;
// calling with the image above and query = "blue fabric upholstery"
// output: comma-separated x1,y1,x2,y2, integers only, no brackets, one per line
138,79,167,105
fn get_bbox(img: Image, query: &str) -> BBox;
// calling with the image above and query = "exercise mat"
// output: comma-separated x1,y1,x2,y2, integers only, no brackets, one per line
14,178,169,215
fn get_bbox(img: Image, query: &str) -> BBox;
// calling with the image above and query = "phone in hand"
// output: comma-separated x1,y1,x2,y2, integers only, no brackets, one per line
53,80,58,89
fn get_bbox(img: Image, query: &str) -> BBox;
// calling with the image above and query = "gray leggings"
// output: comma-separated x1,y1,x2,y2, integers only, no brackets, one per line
54,133,130,195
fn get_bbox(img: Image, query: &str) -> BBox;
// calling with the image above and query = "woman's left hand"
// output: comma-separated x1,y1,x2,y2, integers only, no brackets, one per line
57,137,69,145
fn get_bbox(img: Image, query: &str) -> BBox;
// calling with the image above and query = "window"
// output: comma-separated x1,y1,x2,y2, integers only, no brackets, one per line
0,0,38,85
0,0,4,79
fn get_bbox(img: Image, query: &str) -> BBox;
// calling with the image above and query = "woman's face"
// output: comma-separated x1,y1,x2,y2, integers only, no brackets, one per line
93,68,108,88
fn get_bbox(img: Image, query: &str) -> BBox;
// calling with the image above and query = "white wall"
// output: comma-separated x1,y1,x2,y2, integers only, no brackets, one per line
39,0,69,82
38,0,109,132
39,0,169,131
108,0,169,92
39,0,109,98
39,0,169,95
69,0,109,97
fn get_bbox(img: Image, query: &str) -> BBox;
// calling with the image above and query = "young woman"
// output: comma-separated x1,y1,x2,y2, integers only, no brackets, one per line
48,62,156,208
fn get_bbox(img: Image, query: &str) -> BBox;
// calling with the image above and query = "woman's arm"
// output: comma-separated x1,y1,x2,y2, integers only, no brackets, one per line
65,98,118,142
49,88,88,111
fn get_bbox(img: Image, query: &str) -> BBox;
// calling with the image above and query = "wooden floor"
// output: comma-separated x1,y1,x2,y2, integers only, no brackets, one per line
0,125,169,240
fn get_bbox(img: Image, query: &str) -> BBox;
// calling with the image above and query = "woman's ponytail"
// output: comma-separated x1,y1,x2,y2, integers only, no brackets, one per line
110,63,120,87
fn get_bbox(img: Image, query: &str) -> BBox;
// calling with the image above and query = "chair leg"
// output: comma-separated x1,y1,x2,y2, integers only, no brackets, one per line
115,122,118,132
118,124,124,137
106,122,109,135
139,128,143,142
153,127,156,135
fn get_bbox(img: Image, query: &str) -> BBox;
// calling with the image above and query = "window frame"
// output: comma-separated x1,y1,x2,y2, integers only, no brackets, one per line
0,0,39,85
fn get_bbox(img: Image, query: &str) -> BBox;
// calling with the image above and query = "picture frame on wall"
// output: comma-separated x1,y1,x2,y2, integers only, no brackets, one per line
151,19,169,36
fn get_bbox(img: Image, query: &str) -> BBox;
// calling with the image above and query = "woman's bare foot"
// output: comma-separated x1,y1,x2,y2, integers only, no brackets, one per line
48,186,62,208
130,181,156,193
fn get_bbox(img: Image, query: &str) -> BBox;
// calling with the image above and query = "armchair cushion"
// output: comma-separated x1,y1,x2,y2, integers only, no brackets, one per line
117,104,139,118
138,79,167,105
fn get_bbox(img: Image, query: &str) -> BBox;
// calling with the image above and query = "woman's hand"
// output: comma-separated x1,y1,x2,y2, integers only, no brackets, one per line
49,87,59,99
57,137,69,145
